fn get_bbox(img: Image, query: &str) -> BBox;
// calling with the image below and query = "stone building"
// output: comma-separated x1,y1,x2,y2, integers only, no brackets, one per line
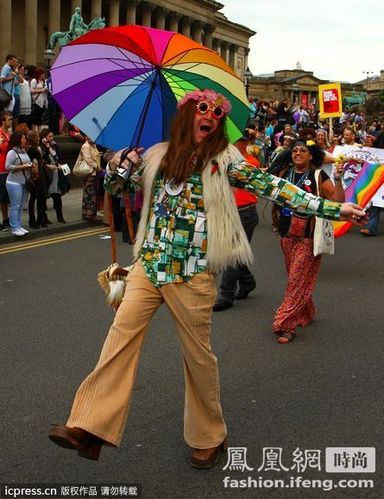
249,68,364,106
355,70,384,97
0,0,255,79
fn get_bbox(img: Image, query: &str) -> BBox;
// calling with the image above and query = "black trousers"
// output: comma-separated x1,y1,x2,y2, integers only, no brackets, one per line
217,203,259,303
50,193,64,221
28,190,47,226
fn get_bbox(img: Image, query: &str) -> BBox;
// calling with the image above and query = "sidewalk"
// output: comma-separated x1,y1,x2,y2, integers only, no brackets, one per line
0,187,106,245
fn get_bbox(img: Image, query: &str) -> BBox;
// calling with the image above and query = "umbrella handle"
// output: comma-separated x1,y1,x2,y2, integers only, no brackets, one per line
108,193,117,263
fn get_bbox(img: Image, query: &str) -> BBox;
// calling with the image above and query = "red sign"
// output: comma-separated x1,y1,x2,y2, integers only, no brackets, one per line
322,88,339,113
318,82,342,118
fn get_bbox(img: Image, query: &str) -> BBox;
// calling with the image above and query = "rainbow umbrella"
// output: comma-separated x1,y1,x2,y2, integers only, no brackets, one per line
50,25,249,151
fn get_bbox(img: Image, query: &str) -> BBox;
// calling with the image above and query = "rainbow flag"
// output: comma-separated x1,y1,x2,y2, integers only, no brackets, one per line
333,161,384,237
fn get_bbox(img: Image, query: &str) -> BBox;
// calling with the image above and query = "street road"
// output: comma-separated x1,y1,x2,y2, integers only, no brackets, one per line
1,209,383,499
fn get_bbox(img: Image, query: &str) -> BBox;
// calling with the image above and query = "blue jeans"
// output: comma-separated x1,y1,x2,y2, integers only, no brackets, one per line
6,181,27,231
217,204,259,303
366,206,382,235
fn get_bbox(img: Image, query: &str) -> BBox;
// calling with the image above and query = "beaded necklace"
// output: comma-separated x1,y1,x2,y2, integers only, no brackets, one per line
288,167,310,189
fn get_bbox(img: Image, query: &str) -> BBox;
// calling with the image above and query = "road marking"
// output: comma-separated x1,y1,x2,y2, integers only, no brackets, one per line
0,227,109,254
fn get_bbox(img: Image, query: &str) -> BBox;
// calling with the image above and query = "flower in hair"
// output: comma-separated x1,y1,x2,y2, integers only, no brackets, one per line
177,89,232,114
306,139,316,147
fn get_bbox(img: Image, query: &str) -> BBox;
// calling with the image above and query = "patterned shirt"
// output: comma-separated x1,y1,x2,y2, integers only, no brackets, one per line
105,157,341,287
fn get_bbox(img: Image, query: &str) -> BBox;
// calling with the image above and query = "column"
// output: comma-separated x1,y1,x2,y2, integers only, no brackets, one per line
221,41,229,64
141,2,153,27
154,7,167,30
203,24,214,49
228,44,237,70
126,0,137,25
71,0,82,11
191,21,203,44
109,0,120,26
91,0,102,19
48,0,61,40
212,38,221,57
0,0,12,59
168,12,179,32
181,17,191,38
24,0,38,63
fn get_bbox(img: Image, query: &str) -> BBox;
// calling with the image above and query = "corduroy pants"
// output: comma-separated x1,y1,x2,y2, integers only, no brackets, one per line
67,262,227,449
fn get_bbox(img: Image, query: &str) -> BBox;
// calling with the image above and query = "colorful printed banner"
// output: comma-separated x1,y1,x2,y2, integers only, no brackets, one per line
318,83,342,118
332,146,384,237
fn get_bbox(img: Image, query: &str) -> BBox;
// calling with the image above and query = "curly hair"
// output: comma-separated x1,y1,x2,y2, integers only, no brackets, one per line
7,131,27,151
160,99,229,184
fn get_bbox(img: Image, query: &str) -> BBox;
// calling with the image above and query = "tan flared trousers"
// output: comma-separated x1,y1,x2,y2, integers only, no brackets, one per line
67,262,227,449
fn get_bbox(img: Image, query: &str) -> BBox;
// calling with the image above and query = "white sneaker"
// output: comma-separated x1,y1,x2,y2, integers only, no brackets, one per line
19,227,29,234
11,228,26,236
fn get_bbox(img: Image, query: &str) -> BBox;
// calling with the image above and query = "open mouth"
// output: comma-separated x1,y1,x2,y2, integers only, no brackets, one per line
200,125,212,134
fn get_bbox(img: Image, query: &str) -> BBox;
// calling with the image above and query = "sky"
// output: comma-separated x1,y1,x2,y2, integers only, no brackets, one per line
221,0,382,84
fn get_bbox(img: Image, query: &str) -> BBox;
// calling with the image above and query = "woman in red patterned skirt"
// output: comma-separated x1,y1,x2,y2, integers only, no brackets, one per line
272,138,345,343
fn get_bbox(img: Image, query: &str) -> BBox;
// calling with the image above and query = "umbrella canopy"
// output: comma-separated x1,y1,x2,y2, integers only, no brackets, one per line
50,25,249,151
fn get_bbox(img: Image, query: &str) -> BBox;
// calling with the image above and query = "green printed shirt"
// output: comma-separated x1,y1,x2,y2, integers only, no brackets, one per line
105,158,341,287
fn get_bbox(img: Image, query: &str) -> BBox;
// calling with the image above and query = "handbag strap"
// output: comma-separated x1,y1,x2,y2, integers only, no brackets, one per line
14,150,27,180
310,169,324,235
14,150,23,165
32,80,44,103
314,169,324,197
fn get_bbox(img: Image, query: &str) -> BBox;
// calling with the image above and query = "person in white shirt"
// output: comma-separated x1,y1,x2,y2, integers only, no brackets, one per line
17,65,32,127
30,68,48,133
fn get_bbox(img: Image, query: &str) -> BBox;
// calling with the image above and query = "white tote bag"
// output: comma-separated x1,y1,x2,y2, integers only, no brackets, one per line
313,170,335,256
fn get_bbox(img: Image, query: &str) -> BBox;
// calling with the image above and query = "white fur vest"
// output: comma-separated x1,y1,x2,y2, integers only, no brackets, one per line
133,142,254,273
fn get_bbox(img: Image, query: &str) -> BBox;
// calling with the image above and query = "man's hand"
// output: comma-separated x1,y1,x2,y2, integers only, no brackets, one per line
110,147,144,172
339,202,368,225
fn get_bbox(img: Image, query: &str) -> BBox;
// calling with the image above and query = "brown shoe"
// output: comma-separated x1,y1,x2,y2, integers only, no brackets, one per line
190,438,228,469
360,228,375,236
49,425,102,461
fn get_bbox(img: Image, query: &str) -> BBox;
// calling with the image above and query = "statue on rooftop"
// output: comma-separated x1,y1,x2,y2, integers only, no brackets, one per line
48,7,106,50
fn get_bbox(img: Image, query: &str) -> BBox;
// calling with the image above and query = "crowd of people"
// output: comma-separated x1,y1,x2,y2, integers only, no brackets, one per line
0,52,110,235
0,53,68,235
0,119,71,236
245,97,384,239
0,54,54,134
247,97,384,162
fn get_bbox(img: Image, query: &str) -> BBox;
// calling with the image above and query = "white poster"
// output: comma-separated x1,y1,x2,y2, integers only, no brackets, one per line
332,145,384,206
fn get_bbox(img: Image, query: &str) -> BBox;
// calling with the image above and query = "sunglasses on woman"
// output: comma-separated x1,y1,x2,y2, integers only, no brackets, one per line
196,100,225,119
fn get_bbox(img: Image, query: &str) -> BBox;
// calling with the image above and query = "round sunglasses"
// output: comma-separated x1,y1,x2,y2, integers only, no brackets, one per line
196,100,225,119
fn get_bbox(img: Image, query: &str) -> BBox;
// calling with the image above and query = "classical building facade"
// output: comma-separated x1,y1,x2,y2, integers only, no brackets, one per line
249,69,364,107
0,0,255,79
355,70,384,97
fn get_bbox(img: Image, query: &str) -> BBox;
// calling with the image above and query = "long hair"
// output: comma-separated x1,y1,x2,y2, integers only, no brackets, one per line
316,128,330,149
160,99,229,184
33,67,45,81
27,129,40,149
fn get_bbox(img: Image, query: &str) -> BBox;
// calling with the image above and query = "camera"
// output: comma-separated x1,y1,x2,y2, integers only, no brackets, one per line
117,166,131,181
116,147,134,181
